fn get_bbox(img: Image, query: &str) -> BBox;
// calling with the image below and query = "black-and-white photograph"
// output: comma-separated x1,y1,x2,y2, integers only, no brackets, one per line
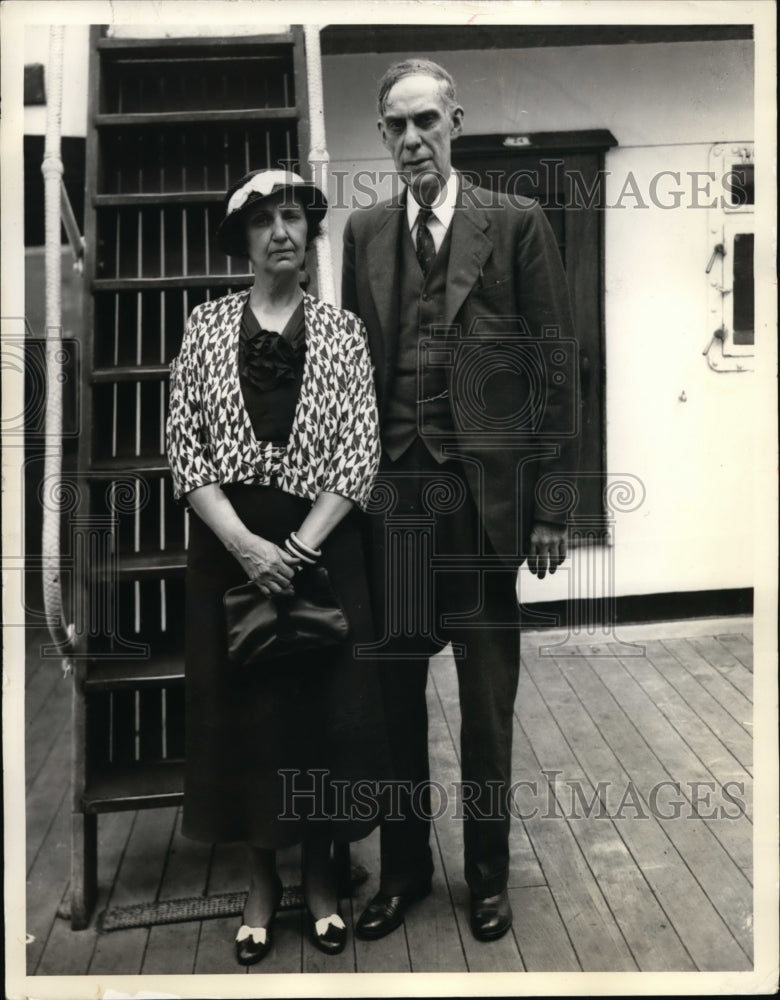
2,1,777,997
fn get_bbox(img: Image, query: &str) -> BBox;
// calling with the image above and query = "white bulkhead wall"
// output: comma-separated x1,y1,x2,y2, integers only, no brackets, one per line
322,41,756,602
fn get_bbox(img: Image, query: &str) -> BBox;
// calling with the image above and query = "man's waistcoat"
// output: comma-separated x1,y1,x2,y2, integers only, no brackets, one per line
382,223,454,461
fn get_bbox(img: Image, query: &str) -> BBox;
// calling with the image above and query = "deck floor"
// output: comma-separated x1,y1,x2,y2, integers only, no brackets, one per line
25,617,754,976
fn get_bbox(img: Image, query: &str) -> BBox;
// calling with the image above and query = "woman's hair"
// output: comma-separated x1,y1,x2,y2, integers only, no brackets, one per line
376,59,458,116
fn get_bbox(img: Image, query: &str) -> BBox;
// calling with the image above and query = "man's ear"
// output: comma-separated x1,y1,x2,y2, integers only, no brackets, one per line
450,105,464,140
377,118,389,149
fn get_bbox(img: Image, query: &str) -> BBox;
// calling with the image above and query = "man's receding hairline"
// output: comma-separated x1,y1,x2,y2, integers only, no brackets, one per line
377,61,458,116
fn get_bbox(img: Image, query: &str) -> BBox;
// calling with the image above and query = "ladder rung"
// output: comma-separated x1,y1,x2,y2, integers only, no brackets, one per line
96,32,294,51
83,763,184,813
91,365,170,383
94,192,223,207
94,553,185,580
95,108,297,127
84,652,185,690
84,465,171,481
92,275,252,291
89,458,171,474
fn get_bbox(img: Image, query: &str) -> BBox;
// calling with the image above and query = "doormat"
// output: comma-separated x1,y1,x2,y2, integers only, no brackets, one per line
95,865,368,933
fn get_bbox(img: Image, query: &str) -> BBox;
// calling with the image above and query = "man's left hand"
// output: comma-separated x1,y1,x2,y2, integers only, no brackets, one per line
528,522,568,579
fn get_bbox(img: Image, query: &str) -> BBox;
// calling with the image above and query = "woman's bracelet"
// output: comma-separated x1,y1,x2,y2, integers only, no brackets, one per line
284,537,316,564
285,532,321,564
289,531,322,559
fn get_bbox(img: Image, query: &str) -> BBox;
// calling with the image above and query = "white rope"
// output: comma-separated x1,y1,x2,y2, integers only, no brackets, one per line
303,25,336,305
42,25,74,658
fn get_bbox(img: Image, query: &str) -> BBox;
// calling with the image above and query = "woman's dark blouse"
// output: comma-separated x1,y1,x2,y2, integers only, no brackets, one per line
238,299,306,442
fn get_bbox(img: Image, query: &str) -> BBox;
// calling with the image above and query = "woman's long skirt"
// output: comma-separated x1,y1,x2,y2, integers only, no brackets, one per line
182,484,390,848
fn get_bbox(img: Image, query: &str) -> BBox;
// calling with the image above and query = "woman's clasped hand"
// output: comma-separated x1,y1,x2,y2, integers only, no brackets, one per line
228,529,299,595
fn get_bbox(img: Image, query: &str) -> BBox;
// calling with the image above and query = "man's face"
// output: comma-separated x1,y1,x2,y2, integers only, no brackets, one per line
378,73,464,196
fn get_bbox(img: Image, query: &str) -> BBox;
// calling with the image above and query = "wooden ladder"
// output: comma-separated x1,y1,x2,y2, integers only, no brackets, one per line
69,24,311,929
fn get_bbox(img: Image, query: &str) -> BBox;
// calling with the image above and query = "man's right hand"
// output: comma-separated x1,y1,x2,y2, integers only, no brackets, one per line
527,522,568,580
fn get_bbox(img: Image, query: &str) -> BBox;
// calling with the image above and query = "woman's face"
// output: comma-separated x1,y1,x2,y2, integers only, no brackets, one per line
243,191,308,280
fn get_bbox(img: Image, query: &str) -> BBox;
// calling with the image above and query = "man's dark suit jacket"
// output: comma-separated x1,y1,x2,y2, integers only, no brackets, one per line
342,175,580,564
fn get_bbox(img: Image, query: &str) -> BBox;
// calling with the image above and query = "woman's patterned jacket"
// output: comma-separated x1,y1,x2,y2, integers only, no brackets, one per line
166,290,381,509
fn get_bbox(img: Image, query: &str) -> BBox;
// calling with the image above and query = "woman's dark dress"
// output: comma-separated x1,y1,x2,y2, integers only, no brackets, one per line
182,301,389,847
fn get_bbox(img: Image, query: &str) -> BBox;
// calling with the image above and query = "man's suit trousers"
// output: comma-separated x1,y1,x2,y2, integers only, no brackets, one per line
365,437,521,898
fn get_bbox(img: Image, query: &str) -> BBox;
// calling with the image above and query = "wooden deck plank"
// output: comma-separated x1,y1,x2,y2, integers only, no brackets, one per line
554,648,749,970
139,919,199,976
509,885,579,971
526,649,750,971
715,633,754,673
662,638,753,731
687,636,754,701
25,620,757,978
142,809,212,975
519,656,695,971
88,807,178,975
510,715,637,972
524,650,742,969
25,677,70,792
582,650,753,875
612,644,753,822
556,654,753,961
643,639,752,770
25,660,63,728
24,629,46,688
35,809,136,976
25,718,71,874
402,874,469,973
25,789,71,973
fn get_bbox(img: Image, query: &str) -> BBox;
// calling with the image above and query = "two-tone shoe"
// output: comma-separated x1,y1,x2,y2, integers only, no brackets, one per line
235,876,284,965
306,909,347,955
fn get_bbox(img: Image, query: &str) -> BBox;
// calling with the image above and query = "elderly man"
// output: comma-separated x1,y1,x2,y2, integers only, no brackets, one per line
342,59,579,942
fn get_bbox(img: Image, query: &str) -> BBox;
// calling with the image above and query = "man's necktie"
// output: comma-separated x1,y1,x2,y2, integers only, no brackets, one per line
415,207,436,277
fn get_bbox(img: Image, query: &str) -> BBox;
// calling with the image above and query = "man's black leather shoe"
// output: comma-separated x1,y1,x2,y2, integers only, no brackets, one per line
470,888,513,941
355,883,432,940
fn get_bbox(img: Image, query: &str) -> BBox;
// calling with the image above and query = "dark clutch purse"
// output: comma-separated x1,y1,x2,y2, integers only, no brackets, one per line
223,565,349,667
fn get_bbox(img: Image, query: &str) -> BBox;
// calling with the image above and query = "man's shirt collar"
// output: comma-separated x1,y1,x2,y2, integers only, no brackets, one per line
406,170,459,233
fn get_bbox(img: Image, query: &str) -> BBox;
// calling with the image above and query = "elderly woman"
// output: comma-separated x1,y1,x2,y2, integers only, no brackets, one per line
166,170,389,965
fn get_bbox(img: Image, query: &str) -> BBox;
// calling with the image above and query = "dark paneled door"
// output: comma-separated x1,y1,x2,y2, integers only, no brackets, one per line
453,134,615,526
